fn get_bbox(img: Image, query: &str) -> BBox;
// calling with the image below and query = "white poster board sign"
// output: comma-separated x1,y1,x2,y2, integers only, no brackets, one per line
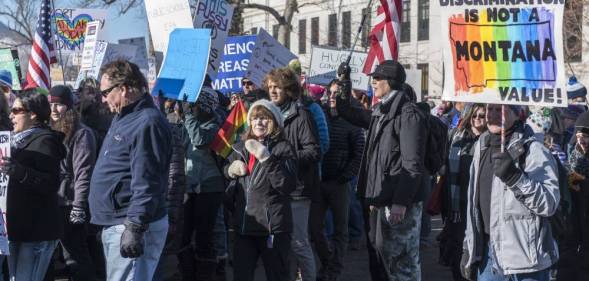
245,29,297,87
308,46,369,91
405,69,423,102
0,131,10,253
144,0,193,59
80,21,101,70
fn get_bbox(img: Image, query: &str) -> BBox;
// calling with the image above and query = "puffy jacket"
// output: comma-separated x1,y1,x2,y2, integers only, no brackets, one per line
321,111,365,183
281,101,321,200
7,128,66,242
336,90,427,207
57,123,97,209
183,112,225,193
224,138,298,236
163,121,187,254
463,126,560,275
89,94,172,226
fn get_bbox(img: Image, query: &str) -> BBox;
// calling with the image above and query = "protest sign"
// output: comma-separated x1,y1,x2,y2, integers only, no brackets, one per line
0,49,21,90
0,131,10,252
80,21,100,70
307,46,369,91
151,29,211,102
147,56,157,91
405,69,423,102
245,29,297,87
144,0,193,58
52,8,107,52
438,2,566,107
74,41,136,88
193,0,235,78
212,35,256,93
119,37,149,75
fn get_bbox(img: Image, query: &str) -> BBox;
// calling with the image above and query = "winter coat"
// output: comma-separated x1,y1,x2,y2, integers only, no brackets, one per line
7,128,66,242
321,111,365,183
224,138,298,236
184,113,225,193
463,126,560,275
57,123,97,209
163,122,187,254
281,101,321,200
336,90,427,207
89,94,172,226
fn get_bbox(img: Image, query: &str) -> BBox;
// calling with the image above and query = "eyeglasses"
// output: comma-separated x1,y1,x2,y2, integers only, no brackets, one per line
100,84,120,98
473,113,486,119
242,81,254,86
10,107,27,115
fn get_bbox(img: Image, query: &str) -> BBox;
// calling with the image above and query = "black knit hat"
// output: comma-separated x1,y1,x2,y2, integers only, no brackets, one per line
48,85,74,109
575,111,589,134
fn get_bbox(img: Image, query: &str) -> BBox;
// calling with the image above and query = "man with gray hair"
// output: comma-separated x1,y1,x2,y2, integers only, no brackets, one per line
89,60,172,281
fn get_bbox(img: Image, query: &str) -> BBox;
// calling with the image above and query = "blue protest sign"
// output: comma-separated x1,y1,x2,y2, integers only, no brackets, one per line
151,28,211,102
212,35,256,94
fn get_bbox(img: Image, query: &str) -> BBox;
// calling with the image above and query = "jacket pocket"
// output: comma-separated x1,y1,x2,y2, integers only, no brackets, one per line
503,188,532,217
500,215,537,270
110,180,131,211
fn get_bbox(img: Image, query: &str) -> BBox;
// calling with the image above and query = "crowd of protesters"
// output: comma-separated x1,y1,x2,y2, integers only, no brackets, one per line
0,58,588,281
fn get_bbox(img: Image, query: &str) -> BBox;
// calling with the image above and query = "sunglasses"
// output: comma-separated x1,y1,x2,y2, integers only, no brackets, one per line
100,84,120,98
11,107,27,115
473,113,486,119
242,81,254,86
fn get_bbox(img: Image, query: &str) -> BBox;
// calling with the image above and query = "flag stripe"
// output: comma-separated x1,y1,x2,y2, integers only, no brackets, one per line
25,0,55,90
363,0,402,75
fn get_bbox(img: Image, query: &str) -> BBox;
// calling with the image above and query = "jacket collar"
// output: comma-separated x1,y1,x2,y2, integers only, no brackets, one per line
280,100,299,122
119,94,155,118
372,90,402,117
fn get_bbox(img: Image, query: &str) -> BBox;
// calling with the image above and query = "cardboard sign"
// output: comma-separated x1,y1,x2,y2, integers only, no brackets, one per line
438,2,567,107
52,8,107,52
307,46,369,91
0,131,10,252
245,29,297,87
151,29,211,102
0,49,21,90
144,0,193,58
80,21,101,70
193,0,234,78
212,35,256,93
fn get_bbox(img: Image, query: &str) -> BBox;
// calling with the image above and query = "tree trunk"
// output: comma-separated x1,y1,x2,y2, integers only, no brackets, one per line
278,0,298,47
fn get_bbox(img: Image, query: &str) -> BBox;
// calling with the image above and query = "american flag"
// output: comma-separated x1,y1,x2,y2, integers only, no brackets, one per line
25,0,57,90
362,0,402,75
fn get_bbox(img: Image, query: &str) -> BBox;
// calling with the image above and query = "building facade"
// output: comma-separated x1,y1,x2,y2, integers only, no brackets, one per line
241,0,589,100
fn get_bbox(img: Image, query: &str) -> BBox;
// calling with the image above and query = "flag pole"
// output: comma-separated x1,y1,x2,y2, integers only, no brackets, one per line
50,0,67,85
344,0,375,65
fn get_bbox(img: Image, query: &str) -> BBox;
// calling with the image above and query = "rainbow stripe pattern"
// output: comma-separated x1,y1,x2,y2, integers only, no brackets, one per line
449,8,557,94
211,99,248,158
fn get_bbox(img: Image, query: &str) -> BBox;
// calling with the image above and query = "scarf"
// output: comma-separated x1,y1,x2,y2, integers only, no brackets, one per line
11,126,43,150
447,129,478,222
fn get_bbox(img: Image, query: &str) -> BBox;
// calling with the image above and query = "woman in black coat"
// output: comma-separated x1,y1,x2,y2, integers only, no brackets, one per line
224,99,298,281
0,89,66,281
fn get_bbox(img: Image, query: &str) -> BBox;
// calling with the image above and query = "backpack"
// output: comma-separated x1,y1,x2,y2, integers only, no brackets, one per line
424,114,449,175
508,139,573,241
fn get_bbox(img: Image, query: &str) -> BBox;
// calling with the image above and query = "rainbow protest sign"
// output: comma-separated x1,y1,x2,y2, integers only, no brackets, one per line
438,1,566,107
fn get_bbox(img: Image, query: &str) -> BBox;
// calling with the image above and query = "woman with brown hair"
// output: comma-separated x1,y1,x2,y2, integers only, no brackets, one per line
439,103,487,281
224,99,298,281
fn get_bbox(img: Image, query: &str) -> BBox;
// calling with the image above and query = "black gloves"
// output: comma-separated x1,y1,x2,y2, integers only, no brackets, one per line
492,152,522,187
69,206,87,225
120,220,148,258
0,157,26,182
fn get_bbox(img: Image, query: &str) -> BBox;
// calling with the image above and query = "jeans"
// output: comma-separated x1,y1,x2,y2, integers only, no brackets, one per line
177,192,223,281
8,240,58,281
101,215,168,281
348,177,363,242
233,234,291,281
59,207,96,281
290,199,316,281
478,243,550,281
310,180,350,279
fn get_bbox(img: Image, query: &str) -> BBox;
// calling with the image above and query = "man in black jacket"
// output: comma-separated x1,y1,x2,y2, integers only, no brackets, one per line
311,80,365,281
89,60,172,281
336,61,427,281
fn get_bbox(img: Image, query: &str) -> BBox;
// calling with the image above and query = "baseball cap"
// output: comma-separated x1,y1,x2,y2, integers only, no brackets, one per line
368,60,406,84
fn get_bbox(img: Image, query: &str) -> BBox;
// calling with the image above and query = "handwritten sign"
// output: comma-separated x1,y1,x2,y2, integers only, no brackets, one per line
52,9,107,52
0,49,21,90
80,21,100,70
151,29,211,102
193,0,234,78
144,0,193,58
308,46,369,91
438,2,566,107
119,37,149,76
212,35,256,93
0,131,10,252
245,29,297,87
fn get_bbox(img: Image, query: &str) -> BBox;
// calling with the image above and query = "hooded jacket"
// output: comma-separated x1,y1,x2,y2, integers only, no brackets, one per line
463,125,560,275
224,138,298,235
7,127,66,242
